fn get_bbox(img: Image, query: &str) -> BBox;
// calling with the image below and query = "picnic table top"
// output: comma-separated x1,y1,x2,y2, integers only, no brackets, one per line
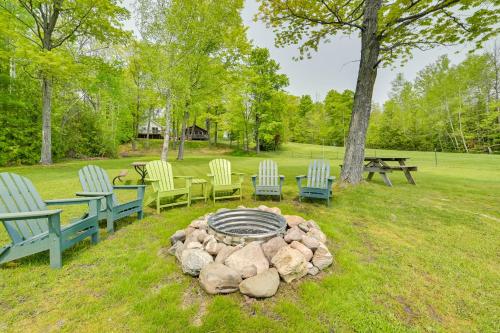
131,161,147,167
364,157,409,161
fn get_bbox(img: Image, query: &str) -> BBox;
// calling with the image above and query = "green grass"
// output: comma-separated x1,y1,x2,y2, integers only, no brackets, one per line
1,142,499,332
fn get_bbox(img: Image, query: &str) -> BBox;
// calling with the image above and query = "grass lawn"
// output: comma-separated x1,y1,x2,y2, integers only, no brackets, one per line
1,142,499,332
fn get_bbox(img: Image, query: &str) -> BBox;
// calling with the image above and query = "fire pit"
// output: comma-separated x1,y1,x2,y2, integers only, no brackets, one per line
207,209,287,245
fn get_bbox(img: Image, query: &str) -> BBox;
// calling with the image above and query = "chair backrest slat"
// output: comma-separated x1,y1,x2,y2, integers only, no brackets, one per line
146,161,175,191
306,160,330,189
79,165,118,207
258,160,278,186
209,159,231,185
0,173,48,242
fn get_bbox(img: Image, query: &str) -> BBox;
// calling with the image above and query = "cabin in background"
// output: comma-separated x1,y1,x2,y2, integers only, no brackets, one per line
185,125,209,141
138,120,163,139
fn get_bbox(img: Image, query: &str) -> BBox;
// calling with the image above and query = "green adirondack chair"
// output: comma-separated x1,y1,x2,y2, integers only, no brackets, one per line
145,160,191,213
251,160,284,200
77,165,145,233
208,159,244,203
0,172,101,269
296,160,335,206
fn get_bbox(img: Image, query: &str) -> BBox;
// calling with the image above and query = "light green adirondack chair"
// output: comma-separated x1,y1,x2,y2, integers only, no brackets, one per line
77,165,145,233
145,160,191,213
208,159,244,203
0,173,101,269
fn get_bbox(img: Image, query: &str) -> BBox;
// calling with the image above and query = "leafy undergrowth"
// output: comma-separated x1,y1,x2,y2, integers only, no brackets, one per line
0,143,499,332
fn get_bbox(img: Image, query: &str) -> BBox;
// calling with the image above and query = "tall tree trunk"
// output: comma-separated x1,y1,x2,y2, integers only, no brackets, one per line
457,92,468,153
177,110,189,160
146,107,153,149
161,93,171,161
40,75,52,165
340,0,381,184
255,114,260,153
214,106,218,146
206,117,211,145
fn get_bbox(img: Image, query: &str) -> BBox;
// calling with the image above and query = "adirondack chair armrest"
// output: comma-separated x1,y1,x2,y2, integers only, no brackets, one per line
279,175,285,186
77,191,113,197
251,175,257,187
296,175,306,188
0,209,62,221
45,197,104,206
232,172,244,184
327,176,335,187
207,174,215,184
173,176,193,178
113,185,146,189
144,177,159,183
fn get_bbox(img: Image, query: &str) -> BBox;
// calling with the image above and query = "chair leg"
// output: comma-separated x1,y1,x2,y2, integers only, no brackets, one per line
156,197,161,214
91,227,99,244
107,215,114,234
138,209,144,220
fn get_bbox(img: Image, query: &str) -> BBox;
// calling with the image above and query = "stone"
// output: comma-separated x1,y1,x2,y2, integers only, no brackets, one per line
284,215,306,228
203,234,216,247
300,235,320,250
290,241,313,262
306,220,320,229
170,230,186,245
215,245,238,264
284,226,305,243
184,229,203,245
312,243,333,270
237,205,246,209
261,236,288,261
199,263,242,294
175,242,185,262
268,207,281,215
297,223,310,233
190,219,208,230
167,241,183,256
186,241,203,249
307,228,327,244
271,246,308,283
181,249,213,276
239,268,280,298
257,205,269,211
308,266,320,276
205,239,220,256
197,229,208,243
241,265,258,279
225,241,269,277
306,262,313,269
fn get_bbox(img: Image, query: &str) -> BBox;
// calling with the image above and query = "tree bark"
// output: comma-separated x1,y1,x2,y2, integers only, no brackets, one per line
40,75,53,164
340,0,381,184
177,110,189,160
146,106,153,149
161,93,171,161
214,106,218,146
255,113,260,153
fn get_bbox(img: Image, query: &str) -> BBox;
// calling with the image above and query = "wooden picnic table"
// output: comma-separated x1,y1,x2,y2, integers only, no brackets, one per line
364,157,417,187
131,162,148,184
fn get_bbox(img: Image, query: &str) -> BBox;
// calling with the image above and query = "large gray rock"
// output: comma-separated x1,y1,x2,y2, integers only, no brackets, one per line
175,242,186,262
239,268,280,298
225,241,269,277
241,265,257,279
190,219,208,230
258,205,281,215
290,241,313,262
307,228,327,244
186,241,203,249
199,263,241,294
197,229,209,243
167,241,183,256
205,239,221,255
284,215,306,228
284,226,305,243
170,230,186,245
261,236,288,261
271,246,308,283
300,235,320,250
312,243,333,270
306,220,320,230
181,249,213,276
184,229,203,245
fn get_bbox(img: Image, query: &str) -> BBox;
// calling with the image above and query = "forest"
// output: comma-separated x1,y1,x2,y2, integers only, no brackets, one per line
0,0,498,167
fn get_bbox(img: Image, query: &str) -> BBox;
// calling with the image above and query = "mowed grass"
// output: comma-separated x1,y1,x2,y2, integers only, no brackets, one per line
0,142,499,332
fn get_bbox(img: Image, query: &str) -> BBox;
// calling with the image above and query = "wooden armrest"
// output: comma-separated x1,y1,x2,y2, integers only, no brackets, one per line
296,175,307,179
174,176,193,179
45,197,103,206
0,210,62,221
232,172,245,175
280,175,285,179
113,185,146,189
77,191,113,196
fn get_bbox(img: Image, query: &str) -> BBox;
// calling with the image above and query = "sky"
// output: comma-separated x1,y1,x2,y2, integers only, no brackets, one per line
125,0,492,105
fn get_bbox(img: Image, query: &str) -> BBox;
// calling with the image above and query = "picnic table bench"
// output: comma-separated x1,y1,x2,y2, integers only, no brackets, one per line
364,157,417,187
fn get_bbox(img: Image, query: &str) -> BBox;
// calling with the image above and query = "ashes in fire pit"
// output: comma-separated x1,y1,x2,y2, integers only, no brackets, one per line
207,209,287,245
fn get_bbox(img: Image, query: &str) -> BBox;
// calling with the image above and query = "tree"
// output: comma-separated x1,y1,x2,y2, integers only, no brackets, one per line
0,0,128,164
258,0,498,183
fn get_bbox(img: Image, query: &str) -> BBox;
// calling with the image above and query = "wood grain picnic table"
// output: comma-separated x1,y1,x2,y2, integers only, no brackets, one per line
363,157,417,187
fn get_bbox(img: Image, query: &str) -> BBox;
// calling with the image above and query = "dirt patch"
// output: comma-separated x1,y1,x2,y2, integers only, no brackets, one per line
181,281,210,327
150,274,184,295
427,303,443,323
395,295,419,324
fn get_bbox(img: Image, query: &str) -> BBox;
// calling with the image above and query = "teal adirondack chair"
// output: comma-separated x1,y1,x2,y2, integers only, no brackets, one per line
77,165,145,233
296,160,335,206
251,160,284,200
145,160,191,213
208,159,244,203
0,173,101,268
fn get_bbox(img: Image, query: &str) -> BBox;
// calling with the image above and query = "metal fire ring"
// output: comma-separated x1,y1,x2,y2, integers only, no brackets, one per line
207,209,286,245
